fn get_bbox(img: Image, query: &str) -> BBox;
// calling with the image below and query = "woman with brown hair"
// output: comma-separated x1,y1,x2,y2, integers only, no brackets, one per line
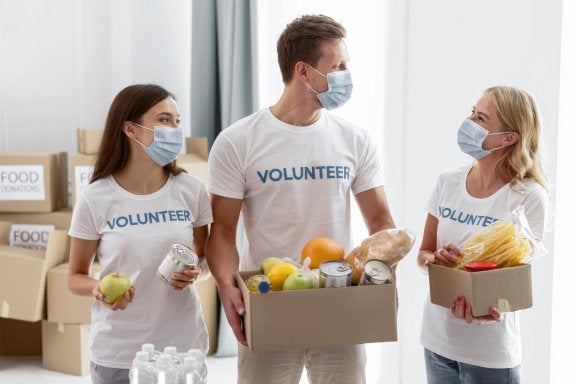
68,84,212,384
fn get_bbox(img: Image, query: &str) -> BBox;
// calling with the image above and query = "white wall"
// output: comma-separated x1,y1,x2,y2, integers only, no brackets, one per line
0,0,192,153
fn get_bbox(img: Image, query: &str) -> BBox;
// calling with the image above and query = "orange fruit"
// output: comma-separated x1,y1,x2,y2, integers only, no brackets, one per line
300,237,345,269
266,262,298,291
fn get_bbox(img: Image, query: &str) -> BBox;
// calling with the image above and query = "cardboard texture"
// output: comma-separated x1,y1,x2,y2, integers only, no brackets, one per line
236,270,397,352
47,262,100,324
428,263,532,316
176,137,209,184
0,318,42,356
0,224,70,321
0,152,68,212
76,128,103,155
0,206,73,230
70,153,95,206
195,276,219,355
42,321,90,376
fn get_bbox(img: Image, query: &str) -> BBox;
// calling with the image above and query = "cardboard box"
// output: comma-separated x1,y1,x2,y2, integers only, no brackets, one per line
176,137,209,184
0,222,70,321
0,152,68,212
196,275,218,355
428,263,532,316
0,206,73,230
0,317,42,356
70,153,95,206
47,262,100,324
42,321,90,376
236,270,397,352
77,128,103,155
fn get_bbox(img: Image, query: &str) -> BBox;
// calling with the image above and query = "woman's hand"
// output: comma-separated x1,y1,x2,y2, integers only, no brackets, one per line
169,264,202,290
92,283,135,311
451,295,503,324
432,243,461,266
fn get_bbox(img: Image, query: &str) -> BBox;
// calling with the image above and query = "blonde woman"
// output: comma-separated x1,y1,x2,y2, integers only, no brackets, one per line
417,86,548,383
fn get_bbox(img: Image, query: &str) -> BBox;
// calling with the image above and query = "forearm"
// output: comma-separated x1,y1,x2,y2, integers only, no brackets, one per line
206,230,240,289
68,272,98,297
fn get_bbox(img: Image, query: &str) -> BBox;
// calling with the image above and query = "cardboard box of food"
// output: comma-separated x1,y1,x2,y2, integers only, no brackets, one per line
428,263,532,316
0,222,70,321
195,275,218,355
77,128,103,155
42,321,90,376
0,317,42,356
0,206,73,230
236,270,397,352
0,152,68,212
70,153,95,206
47,262,100,324
176,137,209,184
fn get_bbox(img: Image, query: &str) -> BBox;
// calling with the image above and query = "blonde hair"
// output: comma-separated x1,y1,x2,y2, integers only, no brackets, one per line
485,86,548,190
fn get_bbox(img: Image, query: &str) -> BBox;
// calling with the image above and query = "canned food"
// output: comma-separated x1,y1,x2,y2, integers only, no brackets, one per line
360,259,392,285
157,244,198,283
319,261,352,288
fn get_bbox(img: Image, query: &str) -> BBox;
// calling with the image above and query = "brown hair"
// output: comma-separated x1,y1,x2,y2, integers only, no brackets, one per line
277,14,346,83
485,86,548,190
91,84,184,182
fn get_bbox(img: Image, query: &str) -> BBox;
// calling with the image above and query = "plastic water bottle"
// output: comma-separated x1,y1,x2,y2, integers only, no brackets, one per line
141,343,160,362
129,350,153,384
185,349,207,383
154,353,178,384
180,356,204,384
163,346,182,365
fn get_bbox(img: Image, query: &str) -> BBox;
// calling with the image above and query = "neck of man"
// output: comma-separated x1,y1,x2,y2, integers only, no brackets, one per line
270,84,323,127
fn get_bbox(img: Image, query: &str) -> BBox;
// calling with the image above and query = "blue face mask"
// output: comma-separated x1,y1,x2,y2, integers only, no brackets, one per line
306,65,353,110
130,122,184,166
457,118,508,159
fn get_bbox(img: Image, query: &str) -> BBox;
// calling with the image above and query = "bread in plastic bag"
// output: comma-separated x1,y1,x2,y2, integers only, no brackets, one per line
345,228,416,284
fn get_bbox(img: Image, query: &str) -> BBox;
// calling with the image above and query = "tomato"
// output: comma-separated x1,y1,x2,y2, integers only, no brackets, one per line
464,260,499,272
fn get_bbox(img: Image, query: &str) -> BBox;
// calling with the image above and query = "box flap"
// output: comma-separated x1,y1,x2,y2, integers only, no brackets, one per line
185,137,209,160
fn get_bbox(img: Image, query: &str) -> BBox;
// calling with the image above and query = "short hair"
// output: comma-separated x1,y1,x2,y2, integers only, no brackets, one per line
485,86,548,190
277,14,346,83
91,84,184,182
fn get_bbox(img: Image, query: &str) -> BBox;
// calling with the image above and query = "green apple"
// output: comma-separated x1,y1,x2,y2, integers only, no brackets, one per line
99,272,131,304
260,257,284,275
282,271,313,291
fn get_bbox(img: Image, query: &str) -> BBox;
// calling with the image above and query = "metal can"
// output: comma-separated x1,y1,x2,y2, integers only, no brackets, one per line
319,261,352,288
359,259,392,285
157,244,198,283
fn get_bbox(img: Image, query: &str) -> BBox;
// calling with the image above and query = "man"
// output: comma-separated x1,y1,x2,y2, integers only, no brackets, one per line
206,14,396,384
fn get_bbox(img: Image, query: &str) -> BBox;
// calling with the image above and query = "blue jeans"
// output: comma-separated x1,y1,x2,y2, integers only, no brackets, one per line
424,349,521,384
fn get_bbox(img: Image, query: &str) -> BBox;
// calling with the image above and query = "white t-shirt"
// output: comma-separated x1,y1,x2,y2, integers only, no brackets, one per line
420,165,548,368
69,172,213,369
208,108,384,270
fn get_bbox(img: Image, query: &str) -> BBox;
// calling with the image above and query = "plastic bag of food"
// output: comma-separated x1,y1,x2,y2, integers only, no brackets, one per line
345,228,416,284
453,205,547,270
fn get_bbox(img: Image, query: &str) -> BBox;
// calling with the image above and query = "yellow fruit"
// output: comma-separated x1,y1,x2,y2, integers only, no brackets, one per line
300,237,345,269
266,262,298,291
260,257,284,275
